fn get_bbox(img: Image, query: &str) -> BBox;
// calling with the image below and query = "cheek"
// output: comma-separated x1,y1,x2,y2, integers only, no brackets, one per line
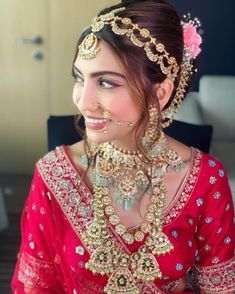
110,99,140,119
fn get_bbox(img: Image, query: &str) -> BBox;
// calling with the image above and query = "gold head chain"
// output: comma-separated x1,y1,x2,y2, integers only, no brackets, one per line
78,7,180,81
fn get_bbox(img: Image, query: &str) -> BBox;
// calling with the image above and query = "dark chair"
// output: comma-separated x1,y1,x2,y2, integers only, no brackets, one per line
47,115,84,151
47,115,213,153
164,120,213,153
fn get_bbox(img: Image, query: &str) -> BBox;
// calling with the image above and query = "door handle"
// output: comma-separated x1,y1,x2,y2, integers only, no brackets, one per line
32,51,44,61
16,35,43,45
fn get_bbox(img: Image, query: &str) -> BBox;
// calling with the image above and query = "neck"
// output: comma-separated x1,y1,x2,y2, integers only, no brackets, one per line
111,139,138,152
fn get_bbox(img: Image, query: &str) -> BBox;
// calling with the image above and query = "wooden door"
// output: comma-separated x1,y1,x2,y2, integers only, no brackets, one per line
0,0,49,174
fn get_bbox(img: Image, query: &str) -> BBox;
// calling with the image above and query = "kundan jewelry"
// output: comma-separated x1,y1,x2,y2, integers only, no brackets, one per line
78,7,179,81
80,132,185,293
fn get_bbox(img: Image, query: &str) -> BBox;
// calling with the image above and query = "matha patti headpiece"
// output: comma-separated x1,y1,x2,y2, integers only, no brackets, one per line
78,7,202,127
78,7,180,81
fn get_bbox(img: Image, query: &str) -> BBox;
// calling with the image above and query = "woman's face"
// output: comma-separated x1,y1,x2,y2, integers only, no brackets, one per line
72,40,141,149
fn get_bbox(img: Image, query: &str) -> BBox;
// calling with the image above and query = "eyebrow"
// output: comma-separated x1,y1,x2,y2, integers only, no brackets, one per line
72,64,126,80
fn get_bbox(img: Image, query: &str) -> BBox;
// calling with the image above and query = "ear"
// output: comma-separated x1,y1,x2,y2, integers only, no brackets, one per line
154,78,174,110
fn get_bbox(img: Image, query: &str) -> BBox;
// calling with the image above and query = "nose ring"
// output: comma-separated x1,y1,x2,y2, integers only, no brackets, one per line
103,110,111,119
92,103,111,119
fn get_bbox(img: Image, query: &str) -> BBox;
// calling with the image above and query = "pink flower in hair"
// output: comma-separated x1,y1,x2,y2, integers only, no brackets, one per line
183,22,202,58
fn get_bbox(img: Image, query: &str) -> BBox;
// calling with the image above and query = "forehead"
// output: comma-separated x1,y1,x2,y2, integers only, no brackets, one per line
75,40,125,74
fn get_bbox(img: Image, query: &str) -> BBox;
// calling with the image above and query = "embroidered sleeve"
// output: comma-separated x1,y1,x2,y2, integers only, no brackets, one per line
193,159,235,292
11,167,63,293
193,257,235,293
18,252,56,289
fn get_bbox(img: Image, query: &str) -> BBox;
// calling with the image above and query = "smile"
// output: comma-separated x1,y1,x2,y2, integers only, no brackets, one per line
84,116,110,131
85,117,109,124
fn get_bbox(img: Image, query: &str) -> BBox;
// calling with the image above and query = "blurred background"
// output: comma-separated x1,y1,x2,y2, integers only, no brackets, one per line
0,0,234,293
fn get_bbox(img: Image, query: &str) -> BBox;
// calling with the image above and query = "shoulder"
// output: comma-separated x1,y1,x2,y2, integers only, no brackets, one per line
199,151,227,180
166,135,192,168
36,145,66,171
34,146,68,193
195,152,233,207
37,140,85,169
166,136,231,195
36,141,87,187
166,135,226,175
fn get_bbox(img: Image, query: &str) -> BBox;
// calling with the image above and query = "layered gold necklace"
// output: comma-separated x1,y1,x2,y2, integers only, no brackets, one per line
80,134,184,293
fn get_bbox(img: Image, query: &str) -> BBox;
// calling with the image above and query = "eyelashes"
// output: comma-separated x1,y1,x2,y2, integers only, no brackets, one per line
71,71,120,89
99,79,119,89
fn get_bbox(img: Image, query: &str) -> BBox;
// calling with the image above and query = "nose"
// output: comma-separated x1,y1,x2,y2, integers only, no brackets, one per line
73,80,97,113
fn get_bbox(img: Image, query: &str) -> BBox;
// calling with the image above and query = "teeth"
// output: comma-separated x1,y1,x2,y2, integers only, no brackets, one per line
86,117,108,124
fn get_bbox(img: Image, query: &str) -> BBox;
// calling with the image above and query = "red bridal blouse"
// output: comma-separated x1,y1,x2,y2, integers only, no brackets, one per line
12,146,235,293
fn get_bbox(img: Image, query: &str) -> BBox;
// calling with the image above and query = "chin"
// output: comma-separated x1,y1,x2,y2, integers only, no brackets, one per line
85,129,112,144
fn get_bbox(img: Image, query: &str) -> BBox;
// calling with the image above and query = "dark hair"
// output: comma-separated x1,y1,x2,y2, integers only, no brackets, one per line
74,0,186,158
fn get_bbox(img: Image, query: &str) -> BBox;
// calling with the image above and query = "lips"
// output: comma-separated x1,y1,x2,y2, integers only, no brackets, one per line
84,115,109,130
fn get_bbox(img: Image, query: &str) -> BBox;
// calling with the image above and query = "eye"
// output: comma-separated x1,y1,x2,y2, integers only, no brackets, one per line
72,72,83,84
99,78,119,89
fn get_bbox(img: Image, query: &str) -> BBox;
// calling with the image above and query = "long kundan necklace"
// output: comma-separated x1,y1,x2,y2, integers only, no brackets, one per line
80,132,184,294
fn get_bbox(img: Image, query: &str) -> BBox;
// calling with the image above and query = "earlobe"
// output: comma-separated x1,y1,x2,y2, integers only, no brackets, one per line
155,79,174,110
